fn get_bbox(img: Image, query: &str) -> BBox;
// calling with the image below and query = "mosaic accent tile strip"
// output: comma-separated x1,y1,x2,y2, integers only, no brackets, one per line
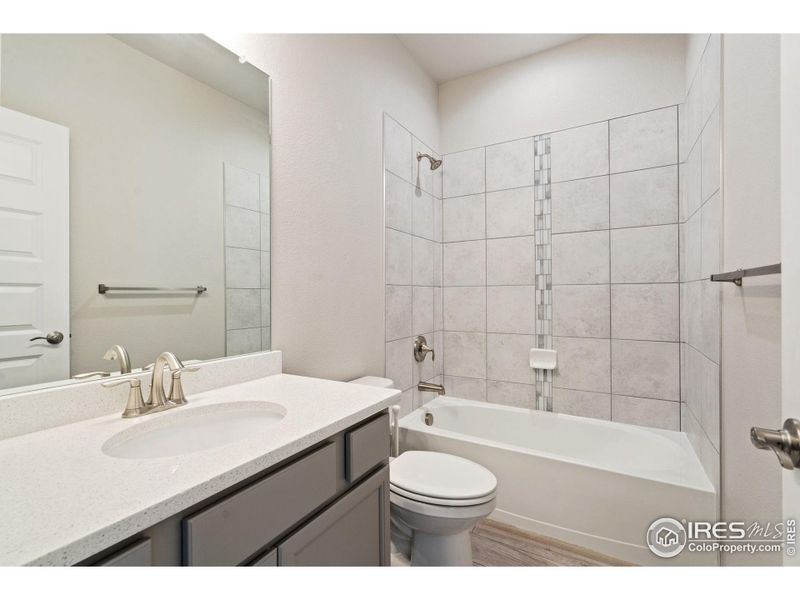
533,135,553,411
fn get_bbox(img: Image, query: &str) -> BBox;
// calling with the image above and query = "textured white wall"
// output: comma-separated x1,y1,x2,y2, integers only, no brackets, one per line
438,34,686,154
210,34,439,381
720,34,782,566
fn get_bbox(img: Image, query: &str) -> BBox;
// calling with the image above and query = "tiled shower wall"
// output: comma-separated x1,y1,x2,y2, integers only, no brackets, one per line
383,115,444,415
440,106,683,431
224,163,271,356
679,34,721,490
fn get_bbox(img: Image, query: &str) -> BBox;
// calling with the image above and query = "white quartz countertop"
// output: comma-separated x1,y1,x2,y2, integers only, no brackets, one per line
0,374,398,565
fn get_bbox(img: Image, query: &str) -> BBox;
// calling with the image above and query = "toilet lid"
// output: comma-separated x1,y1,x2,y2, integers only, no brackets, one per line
390,451,497,501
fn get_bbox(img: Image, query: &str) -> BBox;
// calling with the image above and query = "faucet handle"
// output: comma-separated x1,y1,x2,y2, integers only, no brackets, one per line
102,377,148,418
168,365,201,405
413,335,435,363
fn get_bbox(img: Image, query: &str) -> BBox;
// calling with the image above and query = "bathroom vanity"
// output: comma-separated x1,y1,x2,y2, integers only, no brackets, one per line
88,411,391,567
0,352,398,566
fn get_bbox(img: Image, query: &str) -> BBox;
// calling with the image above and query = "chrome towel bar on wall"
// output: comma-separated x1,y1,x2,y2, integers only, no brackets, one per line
710,263,781,286
98,284,207,295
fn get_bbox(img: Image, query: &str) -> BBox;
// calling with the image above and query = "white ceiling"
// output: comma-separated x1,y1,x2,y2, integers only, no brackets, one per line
397,34,587,83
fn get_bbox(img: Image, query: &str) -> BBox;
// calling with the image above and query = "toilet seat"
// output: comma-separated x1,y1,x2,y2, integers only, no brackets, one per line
390,483,496,507
389,451,497,507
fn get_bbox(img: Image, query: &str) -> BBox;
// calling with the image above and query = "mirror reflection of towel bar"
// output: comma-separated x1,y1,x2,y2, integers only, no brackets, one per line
98,284,207,295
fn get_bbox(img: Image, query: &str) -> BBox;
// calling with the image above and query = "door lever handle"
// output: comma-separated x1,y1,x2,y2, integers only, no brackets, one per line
751,418,800,470
29,331,64,345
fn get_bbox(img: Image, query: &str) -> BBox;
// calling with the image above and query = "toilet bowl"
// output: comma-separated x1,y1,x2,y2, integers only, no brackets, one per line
348,376,498,566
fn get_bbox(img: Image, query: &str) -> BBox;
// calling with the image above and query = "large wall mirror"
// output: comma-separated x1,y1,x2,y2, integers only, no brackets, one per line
0,34,271,395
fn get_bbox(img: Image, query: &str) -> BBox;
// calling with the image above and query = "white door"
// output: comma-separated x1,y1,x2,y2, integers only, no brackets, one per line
0,106,69,390
782,34,800,566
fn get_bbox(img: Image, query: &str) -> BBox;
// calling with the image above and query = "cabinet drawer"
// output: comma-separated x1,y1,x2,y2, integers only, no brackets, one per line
94,538,152,566
345,412,389,483
183,442,338,566
278,466,389,566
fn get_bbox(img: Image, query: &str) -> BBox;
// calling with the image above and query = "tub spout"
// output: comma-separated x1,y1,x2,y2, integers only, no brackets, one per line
418,382,445,396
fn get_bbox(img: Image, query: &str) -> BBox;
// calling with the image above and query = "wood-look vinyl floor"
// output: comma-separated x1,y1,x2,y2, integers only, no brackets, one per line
471,520,633,567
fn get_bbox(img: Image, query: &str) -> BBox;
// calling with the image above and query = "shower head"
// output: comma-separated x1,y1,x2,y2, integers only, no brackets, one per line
417,152,442,171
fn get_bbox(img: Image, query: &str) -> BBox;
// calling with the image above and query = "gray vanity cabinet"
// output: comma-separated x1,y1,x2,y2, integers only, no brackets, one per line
277,466,390,566
84,410,390,567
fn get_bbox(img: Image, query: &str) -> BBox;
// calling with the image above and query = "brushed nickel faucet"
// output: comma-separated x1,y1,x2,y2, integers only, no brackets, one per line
104,344,132,374
418,381,446,396
103,351,199,418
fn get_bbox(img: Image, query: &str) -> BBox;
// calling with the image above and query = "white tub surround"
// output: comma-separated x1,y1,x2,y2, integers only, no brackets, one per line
400,397,716,566
0,361,398,565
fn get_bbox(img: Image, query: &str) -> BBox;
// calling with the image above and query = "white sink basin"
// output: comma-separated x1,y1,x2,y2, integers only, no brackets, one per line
102,401,286,459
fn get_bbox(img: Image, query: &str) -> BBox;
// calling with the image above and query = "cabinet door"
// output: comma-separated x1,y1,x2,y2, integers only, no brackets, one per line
278,466,389,566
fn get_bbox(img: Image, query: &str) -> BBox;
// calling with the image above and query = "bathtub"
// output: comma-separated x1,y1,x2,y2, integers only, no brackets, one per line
399,397,717,566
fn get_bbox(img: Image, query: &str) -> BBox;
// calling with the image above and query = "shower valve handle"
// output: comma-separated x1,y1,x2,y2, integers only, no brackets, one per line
413,335,435,363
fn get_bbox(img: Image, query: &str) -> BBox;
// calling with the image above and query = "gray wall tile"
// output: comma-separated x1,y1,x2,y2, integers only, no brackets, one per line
384,115,412,182
487,380,536,408
224,163,260,211
259,173,270,214
226,289,261,329
553,388,611,420
553,336,611,393
385,337,413,391
385,285,412,341
443,147,485,198
610,165,678,228
487,286,535,334
443,193,485,242
486,137,535,191
611,283,679,342
611,224,678,283
260,251,271,288
701,35,721,126
443,331,486,378
551,175,609,234
486,186,535,238
681,143,702,221
610,106,678,173
443,375,487,402
225,247,261,288
701,107,720,202
487,236,535,285
413,188,438,241
612,395,680,430
700,191,721,278
443,240,486,286
487,333,536,384
226,328,261,356
550,122,609,182
412,236,437,286
385,228,412,285
611,339,679,401
385,171,414,234
552,284,610,338
225,206,260,250
552,230,610,285
412,286,434,336
443,286,486,332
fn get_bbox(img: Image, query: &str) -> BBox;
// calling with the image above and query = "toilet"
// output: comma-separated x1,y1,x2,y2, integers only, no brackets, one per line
348,376,497,566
